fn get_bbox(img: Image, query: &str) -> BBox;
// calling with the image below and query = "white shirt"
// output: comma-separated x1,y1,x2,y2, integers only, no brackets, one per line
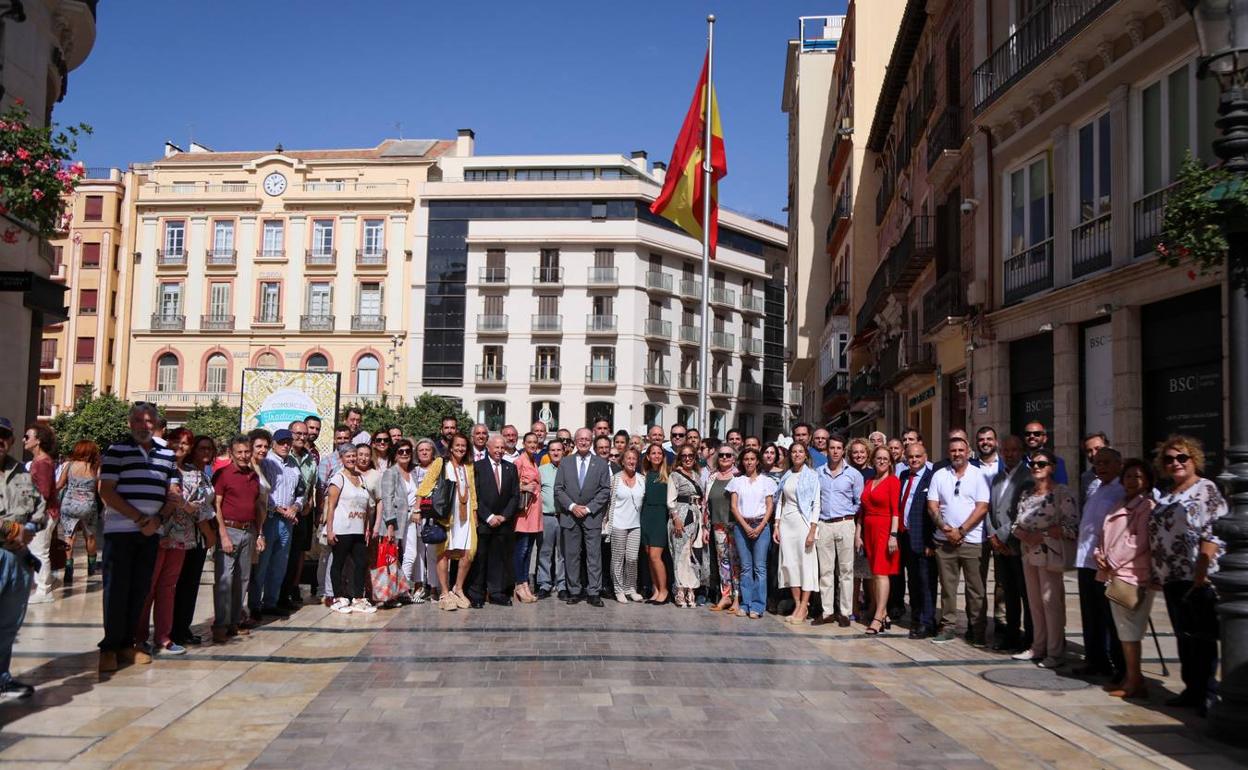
329,471,371,535
503,448,523,464
610,474,645,529
1077,479,1125,570
926,464,991,544
976,456,1001,479
351,430,371,447
726,474,778,521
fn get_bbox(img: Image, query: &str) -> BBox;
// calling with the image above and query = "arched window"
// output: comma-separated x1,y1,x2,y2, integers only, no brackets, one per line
205,354,228,393
478,400,506,431
254,352,279,369
156,353,178,392
585,401,614,429
306,353,329,372
356,354,379,394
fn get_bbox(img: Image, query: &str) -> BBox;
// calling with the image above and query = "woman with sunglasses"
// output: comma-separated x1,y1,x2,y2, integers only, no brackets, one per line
640,442,671,604
399,439,439,602
857,446,901,635
512,432,544,603
379,438,419,606
1151,435,1227,715
607,447,646,603
667,447,708,608
728,448,776,618
706,445,741,613
416,433,478,611
1010,449,1078,669
370,431,391,473
171,436,218,646
775,442,820,623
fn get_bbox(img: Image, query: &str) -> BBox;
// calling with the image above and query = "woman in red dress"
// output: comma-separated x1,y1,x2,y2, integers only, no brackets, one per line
856,446,901,635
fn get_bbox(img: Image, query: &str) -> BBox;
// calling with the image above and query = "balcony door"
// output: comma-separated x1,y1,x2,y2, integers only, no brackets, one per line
308,283,332,318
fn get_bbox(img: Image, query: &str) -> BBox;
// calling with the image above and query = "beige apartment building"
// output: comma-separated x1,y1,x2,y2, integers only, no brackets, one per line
38,168,131,419
122,137,456,420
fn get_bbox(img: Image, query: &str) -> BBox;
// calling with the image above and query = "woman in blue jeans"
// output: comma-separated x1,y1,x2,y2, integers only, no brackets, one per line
727,448,777,618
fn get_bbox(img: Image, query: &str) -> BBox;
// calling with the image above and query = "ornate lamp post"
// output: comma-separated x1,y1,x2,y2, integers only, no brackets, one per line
1184,0,1248,737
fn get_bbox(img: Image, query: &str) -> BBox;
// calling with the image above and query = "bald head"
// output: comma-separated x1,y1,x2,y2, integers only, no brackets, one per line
487,434,505,461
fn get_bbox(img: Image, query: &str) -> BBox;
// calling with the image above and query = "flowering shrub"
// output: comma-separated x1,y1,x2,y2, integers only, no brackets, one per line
0,98,92,241
1157,152,1248,292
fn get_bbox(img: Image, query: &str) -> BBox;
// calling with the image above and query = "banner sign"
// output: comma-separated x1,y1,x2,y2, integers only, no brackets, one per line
239,368,340,457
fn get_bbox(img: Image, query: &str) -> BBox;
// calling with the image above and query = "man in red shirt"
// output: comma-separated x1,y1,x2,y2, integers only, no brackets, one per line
211,435,265,643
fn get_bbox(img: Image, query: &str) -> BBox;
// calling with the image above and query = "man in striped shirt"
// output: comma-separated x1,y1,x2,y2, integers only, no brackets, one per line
97,403,179,673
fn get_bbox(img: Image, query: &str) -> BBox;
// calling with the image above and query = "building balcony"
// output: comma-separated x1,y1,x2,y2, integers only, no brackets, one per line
825,281,849,321
534,266,564,285
130,390,241,409
305,249,336,268
39,356,60,374
740,293,764,314
257,249,286,261
300,314,335,332
200,314,235,331
150,313,185,331
678,278,702,300
351,314,386,332
587,266,618,285
253,312,283,327
973,0,1115,113
827,189,852,251
710,286,736,307
821,371,850,410
531,314,563,333
645,270,674,294
156,249,185,267
710,380,733,397
926,106,964,187
678,324,701,345
643,369,671,387
206,249,236,268
586,314,617,333
739,381,762,401
1072,212,1112,279
585,365,616,385
879,335,936,387
1004,239,1054,306
479,266,510,285
710,331,735,352
475,364,506,384
676,372,700,392
530,365,561,384
740,337,763,357
922,273,967,336
644,318,671,340
476,314,508,334
1134,184,1175,258
356,248,387,267
849,370,882,403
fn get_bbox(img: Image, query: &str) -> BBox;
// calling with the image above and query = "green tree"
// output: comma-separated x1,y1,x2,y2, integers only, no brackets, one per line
48,391,137,456
339,393,470,441
184,400,242,449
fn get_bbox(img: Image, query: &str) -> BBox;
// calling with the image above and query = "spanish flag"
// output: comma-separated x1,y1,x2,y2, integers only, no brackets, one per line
651,53,727,257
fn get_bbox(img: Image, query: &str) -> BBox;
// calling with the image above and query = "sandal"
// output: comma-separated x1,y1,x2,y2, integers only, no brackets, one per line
865,618,884,636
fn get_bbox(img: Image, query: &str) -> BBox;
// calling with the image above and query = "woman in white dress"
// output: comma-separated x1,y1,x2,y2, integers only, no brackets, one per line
416,433,479,611
774,442,820,624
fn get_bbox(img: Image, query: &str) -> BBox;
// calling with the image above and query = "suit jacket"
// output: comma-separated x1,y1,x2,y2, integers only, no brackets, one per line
987,462,1033,543
553,451,612,530
473,457,519,534
898,467,935,548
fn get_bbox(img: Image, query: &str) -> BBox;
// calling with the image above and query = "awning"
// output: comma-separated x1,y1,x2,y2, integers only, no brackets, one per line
847,327,878,351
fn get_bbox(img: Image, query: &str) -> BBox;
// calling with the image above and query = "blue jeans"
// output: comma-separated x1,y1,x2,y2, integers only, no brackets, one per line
514,531,538,584
733,523,770,615
250,515,293,610
0,548,32,684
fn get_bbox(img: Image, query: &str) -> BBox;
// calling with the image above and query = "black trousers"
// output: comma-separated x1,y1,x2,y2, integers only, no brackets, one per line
993,551,1033,645
1078,567,1125,674
171,545,207,642
99,532,159,652
901,539,938,628
468,527,513,603
1164,580,1220,701
330,535,367,600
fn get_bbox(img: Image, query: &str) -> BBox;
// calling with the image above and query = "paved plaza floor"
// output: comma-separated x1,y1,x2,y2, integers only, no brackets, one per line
3,568,1247,769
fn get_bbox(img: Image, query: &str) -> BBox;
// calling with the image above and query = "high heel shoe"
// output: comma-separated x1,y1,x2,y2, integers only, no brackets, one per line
865,618,884,635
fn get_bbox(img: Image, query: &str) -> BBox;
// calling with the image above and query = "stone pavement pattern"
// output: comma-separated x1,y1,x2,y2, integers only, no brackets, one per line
3,572,1247,769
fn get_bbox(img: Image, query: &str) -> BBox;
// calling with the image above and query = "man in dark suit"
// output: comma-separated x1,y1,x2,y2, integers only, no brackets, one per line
898,442,937,638
470,435,519,607
985,435,1033,652
553,427,612,606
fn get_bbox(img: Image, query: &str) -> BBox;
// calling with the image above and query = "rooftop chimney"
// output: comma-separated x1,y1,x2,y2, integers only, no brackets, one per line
630,150,647,173
652,161,667,184
163,141,183,158
188,141,213,153
456,128,475,158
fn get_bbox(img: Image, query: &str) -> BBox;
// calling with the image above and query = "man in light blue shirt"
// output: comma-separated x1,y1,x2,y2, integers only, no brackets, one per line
251,429,306,616
812,435,862,626
1075,447,1125,678
808,427,830,468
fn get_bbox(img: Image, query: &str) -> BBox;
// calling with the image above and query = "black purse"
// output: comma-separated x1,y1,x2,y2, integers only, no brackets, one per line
420,474,455,545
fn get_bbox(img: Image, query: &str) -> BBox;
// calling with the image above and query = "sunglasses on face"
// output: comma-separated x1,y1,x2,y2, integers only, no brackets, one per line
1164,453,1191,466
396,448,412,455
680,454,696,462
1024,431,1045,437
373,438,390,444
718,453,734,459
1032,461,1052,469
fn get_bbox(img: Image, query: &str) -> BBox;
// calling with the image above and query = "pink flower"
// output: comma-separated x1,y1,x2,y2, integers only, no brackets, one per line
14,148,29,161
69,162,85,177
31,189,44,202
1,229,16,244
13,97,24,106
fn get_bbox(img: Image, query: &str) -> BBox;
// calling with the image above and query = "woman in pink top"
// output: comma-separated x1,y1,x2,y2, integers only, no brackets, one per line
1094,458,1156,700
512,431,544,604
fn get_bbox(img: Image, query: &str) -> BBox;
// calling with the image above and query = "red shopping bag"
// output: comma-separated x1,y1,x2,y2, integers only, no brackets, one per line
369,538,409,604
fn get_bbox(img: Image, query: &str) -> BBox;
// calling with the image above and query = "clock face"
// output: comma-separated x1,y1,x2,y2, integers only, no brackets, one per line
263,172,287,196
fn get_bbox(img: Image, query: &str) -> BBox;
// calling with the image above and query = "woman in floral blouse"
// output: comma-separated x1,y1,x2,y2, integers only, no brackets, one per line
1151,435,1227,716
1010,449,1078,669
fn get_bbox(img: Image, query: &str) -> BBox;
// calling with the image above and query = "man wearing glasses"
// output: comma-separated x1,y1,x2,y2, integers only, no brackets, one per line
280,421,318,610
554,428,612,606
666,425,686,464
1022,421,1068,484
925,436,991,645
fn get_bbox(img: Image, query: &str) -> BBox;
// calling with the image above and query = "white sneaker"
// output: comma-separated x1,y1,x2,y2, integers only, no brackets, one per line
615,593,629,604
351,599,377,614
1012,650,1039,661
410,588,428,604
27,591,54,605
626,591,645,602
330,598,353,614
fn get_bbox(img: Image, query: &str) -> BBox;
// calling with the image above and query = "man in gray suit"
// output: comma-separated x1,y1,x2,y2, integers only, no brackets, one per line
985,435,1033,652
554,427,612,607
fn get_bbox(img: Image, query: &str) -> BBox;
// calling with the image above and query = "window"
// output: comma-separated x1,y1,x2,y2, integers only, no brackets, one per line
709,410,726,440
599,168,625,180
591,201,608,219
594,248,614,267
648,300,661,320
837,332,849,370
515,168,592,181
465,169,509,181
107,339,114,365
478,400,506,430
209,283,231,318
307,282,332,317
1006,154,1051,256
312,219,334,255
306,353,329,372
258,282,281,322
737,413,756,437
158,282,182,317
538,294,558,316
52,246,63,273
84,195,103,221
37,386,54,417
482,345,503,377
74,384,91,406
1140,60,1221,194
261,220,284,256
212,220,235,255
358,282,382,317
362,219,384,255
355,354,380,394
163,220,185,256
40,339,56,368
110,290,117,318
643,403,664,428
535,346,559,379
538,248,560,282
676,406,696,428
254,352,279,369
79,288,97,314
585,402,614,428
591,295,613,316
205,354,228,393
1077,113,1111,222
81,242,100,268
155,353,177,391
532,400,560,431
590,347,614,381
483,295,504,316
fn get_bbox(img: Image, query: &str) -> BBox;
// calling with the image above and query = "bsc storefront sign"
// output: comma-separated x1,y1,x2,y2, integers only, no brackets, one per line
908,387,935,408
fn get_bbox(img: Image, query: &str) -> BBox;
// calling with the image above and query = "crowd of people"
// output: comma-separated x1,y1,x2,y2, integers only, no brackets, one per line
0,405,1230,718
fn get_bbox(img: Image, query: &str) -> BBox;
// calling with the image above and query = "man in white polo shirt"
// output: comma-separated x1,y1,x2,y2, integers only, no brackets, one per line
926,435,990,645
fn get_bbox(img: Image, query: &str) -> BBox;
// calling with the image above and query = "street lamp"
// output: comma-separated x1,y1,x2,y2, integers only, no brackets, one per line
1184,0,1248,737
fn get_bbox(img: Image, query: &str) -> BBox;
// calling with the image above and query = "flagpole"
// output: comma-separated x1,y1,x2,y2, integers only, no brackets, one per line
699,14,715,441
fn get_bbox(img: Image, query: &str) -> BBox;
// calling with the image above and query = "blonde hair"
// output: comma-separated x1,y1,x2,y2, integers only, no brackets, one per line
642,443,669,482
1155,434,1207,478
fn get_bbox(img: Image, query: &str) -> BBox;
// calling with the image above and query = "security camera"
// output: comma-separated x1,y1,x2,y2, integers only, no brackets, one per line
960,198,980,214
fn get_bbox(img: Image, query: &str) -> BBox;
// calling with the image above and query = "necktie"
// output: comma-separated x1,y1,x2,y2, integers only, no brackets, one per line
900,473,915,531
578,455,587,486
494,461,502,491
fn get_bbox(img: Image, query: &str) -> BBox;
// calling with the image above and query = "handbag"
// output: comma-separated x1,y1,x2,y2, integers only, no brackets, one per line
417,497,447,544
369,538,409,604
1105,576,1144,610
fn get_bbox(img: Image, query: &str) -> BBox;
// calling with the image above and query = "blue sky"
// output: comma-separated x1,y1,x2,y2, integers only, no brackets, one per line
57,1,849,220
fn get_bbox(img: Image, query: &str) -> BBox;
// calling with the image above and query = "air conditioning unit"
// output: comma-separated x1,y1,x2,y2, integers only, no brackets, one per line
966,279,986,307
